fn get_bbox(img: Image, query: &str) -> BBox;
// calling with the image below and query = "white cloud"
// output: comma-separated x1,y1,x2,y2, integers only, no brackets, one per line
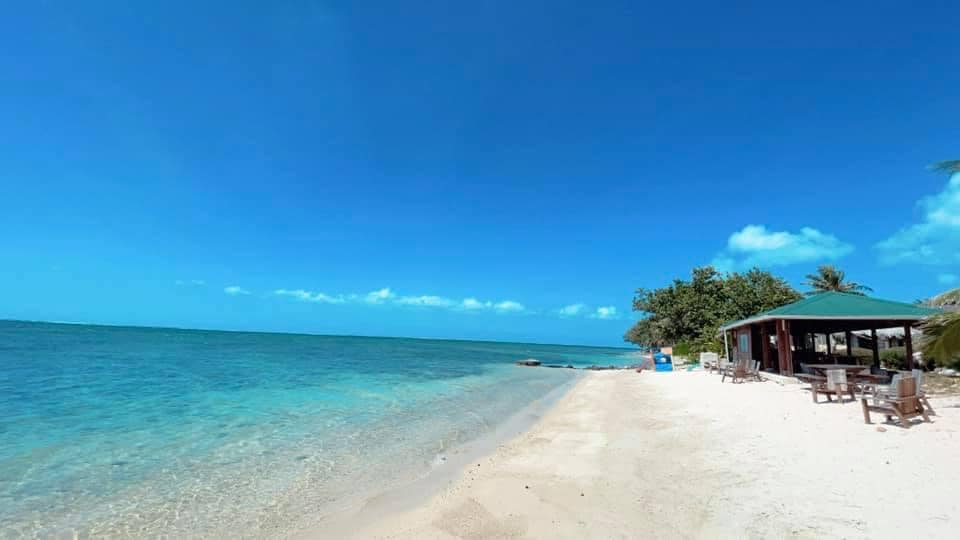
711,225,854,271
939,273,958,285
590,306,618,320
557,303,586,317
364,287,395,304
272,287,526,314
224,286,250,296
274,288,345,304
396,295,455,307
494,300,525,312
876,173,960,265
457,297,526,313
176,279,206,286
461,297,492,310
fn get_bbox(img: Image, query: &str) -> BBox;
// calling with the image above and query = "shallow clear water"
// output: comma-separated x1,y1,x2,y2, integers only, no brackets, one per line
0,321,637,537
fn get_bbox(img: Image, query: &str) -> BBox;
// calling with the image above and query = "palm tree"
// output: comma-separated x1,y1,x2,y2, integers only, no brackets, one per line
930,159,960,174
910,159,960,362
921,288,960,363
804,264,872,296
921,160,960,362
923,312,960,362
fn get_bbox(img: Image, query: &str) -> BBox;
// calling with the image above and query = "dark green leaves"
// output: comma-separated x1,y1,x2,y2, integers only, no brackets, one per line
625,266,801,351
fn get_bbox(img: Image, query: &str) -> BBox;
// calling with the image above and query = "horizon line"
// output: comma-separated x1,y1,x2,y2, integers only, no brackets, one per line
0,318,636,351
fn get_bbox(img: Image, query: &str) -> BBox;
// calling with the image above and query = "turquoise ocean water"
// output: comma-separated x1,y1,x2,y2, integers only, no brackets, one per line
0,321,638,537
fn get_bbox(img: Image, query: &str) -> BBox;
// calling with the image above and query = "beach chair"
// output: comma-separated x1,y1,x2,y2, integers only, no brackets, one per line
714,357,730,375
700,352,719,373
865,372,900,400
736,359,761,381
860,375,930,428
722,358,749,383
825,369,855,404
912,369,936,416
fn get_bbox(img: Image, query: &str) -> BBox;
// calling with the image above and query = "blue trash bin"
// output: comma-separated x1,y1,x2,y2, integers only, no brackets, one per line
653,352,673,372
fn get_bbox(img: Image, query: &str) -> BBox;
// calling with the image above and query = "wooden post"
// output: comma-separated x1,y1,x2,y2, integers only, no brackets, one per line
904,324,913,371
845,331,853,361
774,321,783,373
783,320,794,376
826,333,832,355
723,330,730,362
871,328,880,369
761,324,770,371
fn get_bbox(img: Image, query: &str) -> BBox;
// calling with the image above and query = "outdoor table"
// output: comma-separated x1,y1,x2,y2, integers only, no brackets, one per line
804,364,870,378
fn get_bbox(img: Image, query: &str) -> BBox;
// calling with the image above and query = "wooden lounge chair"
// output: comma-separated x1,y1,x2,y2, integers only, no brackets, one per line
715,357,730,375
700,352,719,373
722,358,749,383
825,369,855,404
860,375,931,428
745,360,762,382
912,369,936,416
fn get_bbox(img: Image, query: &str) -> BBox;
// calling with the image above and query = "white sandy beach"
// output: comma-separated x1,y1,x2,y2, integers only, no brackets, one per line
334,369,960,539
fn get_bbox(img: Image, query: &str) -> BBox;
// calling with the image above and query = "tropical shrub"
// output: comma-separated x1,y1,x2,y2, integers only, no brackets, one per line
625,266,801,351
880,349,908,370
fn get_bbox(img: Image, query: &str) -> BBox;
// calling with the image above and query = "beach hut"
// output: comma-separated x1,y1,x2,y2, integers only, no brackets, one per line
719,292,940,376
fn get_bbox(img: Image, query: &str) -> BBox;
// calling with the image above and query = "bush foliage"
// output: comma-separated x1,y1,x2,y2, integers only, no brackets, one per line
624,266,801,354
880,348,908,370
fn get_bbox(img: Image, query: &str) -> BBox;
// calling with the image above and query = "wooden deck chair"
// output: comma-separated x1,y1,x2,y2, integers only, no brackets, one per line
722,358,749,383
825,369,855,403
860,375,931,428
746,360,762,382
882,372,901,394
715,357,730,375
700,352,719,373
912,369,936,416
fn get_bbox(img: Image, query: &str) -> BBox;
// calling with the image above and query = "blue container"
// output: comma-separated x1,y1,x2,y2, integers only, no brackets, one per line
653,352,673,372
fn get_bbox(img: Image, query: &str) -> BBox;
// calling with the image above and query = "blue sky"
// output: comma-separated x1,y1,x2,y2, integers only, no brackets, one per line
1,1,958,346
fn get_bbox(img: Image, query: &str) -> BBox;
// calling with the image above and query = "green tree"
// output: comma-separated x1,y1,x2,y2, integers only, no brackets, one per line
804,264,872,295
630,267,726,349
623,318,660,347
626,266,800,353
722,268,803,322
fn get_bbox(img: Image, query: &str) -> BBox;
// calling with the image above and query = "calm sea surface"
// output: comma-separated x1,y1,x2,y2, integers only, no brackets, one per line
0,321,637,537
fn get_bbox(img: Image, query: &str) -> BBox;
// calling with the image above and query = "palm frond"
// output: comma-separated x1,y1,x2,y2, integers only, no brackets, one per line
930,160,960,174
804,264,870,295
923,313,960,361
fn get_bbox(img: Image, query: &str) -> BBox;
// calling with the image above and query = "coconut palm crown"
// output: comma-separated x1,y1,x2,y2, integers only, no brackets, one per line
920,159,960,362
930,159,960,175
804,265,872,296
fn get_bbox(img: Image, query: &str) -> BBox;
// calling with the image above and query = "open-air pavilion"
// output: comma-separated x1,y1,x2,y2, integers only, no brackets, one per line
720,292,941,376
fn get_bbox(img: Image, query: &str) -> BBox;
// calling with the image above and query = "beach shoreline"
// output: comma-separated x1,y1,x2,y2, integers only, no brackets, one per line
325,369,960,539
305,370,583,538
2,322,620,538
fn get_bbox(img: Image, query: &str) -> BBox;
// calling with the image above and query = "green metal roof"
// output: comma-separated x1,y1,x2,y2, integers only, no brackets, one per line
720,291,941,330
